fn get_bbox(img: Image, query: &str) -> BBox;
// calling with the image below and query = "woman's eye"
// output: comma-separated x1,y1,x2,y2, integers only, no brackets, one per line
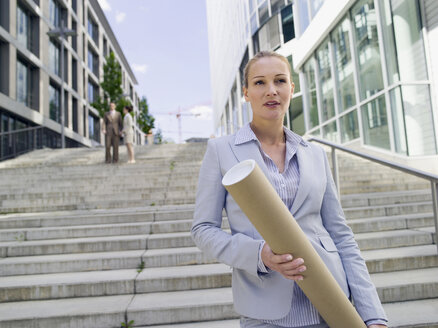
255,80,264,85
276,79,287,83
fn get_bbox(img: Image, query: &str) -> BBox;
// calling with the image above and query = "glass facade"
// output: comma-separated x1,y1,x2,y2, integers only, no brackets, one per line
16,59,28,106
17,5,29,49
208,0,437,157
49,40,60,76
49,83,60,123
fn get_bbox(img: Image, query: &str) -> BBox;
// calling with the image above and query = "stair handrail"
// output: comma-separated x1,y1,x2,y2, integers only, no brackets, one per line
307,136,438,254
0,125,44,137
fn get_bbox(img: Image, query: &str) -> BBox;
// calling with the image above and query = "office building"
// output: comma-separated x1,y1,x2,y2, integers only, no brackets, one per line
0,0,142,160
206,0,438,168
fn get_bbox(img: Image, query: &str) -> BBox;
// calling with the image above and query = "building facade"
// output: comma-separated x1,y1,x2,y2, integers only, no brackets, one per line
207,0,438,168
0,0,143,160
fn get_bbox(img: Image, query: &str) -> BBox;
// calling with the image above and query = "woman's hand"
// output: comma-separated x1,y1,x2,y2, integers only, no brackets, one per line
261,243,306,281
367,325,387,328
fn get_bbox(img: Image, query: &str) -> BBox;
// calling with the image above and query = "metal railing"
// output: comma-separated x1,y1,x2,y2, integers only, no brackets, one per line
0,126,45,161
308,137,438,254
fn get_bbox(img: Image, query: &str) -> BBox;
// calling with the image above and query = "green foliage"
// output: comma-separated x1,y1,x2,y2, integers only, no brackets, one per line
169,160,176,171
121,320,135,328
91,52,130,118
15,233,26,242
137,97,155,134
137,261,145,273
155,129,163,144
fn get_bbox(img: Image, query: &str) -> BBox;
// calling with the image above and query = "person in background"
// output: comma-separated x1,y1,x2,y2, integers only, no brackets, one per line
122,105,135,164
103,102,123,164
191,51,388,328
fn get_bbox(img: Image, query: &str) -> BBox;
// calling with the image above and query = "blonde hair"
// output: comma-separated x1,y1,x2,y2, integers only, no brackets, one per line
243,51,292,88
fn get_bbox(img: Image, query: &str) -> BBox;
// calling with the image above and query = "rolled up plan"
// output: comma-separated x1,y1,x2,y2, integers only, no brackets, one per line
222,159,366,328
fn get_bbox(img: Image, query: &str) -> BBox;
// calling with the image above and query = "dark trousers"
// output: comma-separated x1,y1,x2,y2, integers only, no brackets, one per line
105,133,119,163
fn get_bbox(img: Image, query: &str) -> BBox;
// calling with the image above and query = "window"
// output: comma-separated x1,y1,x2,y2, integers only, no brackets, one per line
49,39,60,76
49,82,61,123
16,56,39,110
88,79,98,103
103,37,108,57
332,17,356,112
88,113,100,142
304,58,318,129
88,15,99,44
88,47,99,77
258,0,269,26
316,40,335,121
72,58,78,91
352,0,384,100
281,4,295,43
17,5,29,49
72,0,77,13
49,0,60,27
0,40,9,95
16,59,28,105
0,1,10,31
297,0,310,35
271,0,285,14
361,95,390,150
340,110,359,143
64,90,68,127
16,3,39,55
72,97,78,133
256,15,281,51
72,20,77,52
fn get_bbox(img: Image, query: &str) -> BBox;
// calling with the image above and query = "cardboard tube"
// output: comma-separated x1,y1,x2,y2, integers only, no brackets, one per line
222,160,366,328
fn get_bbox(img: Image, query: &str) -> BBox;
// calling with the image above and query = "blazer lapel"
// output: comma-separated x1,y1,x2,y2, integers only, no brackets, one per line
290,144,312,215
228,138,275,186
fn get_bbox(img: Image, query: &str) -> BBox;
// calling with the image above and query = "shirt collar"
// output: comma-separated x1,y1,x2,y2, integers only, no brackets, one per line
235,123,306,149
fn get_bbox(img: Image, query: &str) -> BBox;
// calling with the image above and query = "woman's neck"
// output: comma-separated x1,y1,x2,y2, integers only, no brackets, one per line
250,120,285,145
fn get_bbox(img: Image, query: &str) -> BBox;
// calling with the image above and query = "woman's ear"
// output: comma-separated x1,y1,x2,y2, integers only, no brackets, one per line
290,82,295,99
243,86,249,102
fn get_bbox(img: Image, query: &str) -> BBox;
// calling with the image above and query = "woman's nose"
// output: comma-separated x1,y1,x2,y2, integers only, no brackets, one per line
266,82,278,96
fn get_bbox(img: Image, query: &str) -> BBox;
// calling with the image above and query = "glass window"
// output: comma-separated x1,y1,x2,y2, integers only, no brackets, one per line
88,79,98,103
281,4,295,43
290,95,305,135
49,83,60,123
322,120,338,143
72,97,78,133
271,0,285,14
380,0,399,85
16,59,28,106
249,0,256,13
297,0,310,35
251,12,258,35
361,94,390,150
287,55,300,93
390,85,437,156
316,40,335,121
340,110,359,143
332,17,356,112
387,0,427,82
49,0,60,27
352,0,384,100
258,0,269,26
88,16,99,44
17,5,29,49
72,58,77,91
304,58,318,129
49,39,60,76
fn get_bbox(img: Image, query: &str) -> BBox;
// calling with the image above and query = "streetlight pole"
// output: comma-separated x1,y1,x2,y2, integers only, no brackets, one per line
47,19,77,149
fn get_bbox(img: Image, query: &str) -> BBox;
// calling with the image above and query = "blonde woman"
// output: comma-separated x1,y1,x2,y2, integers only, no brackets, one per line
191,51,387,328
122,105,135,164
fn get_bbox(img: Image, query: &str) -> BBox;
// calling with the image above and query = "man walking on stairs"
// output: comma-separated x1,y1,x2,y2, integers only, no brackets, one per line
103,102,123,164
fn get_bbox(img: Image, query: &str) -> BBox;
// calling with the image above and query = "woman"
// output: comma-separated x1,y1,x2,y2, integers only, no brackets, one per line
122,105,135,164
191,51,387,328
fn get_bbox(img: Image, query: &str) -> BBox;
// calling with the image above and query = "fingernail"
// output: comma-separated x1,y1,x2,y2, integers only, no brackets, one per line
298,276,303,281
286,255,293,261
297,259,304,265
299,267,306,272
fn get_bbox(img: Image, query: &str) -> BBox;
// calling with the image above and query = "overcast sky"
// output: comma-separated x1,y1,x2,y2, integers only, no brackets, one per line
97,0,214,142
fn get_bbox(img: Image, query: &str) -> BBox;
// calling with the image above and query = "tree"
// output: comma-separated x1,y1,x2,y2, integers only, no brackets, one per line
137,96,155,134
91,52,129,117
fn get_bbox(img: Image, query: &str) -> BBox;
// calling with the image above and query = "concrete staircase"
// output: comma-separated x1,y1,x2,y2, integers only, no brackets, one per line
0,144,437,328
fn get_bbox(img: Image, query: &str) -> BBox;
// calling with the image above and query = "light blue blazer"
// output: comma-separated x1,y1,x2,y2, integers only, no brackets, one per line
191,133,387,322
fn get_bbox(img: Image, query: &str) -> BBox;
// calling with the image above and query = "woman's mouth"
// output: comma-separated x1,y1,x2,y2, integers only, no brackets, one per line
264,101,280,108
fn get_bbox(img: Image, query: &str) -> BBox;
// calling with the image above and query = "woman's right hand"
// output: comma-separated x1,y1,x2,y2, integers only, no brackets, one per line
261,243,306,281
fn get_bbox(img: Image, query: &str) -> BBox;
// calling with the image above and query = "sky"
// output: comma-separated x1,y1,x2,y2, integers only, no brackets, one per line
97,0,214,143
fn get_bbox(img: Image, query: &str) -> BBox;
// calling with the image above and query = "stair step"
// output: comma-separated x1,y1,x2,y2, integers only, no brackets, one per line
344,202,432,219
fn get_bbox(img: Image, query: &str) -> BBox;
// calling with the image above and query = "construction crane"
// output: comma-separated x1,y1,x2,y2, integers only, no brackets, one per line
168,107,201,143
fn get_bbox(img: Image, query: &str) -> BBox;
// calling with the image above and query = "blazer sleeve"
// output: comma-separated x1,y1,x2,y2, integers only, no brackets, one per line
191,139,264,278
319,147,387,322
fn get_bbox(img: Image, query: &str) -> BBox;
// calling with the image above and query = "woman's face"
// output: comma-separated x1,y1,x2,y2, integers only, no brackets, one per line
123,108,128,114
243,57,294,123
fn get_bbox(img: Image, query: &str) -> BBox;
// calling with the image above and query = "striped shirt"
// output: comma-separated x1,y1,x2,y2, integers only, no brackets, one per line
235,123,321,327
234,124,387,327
